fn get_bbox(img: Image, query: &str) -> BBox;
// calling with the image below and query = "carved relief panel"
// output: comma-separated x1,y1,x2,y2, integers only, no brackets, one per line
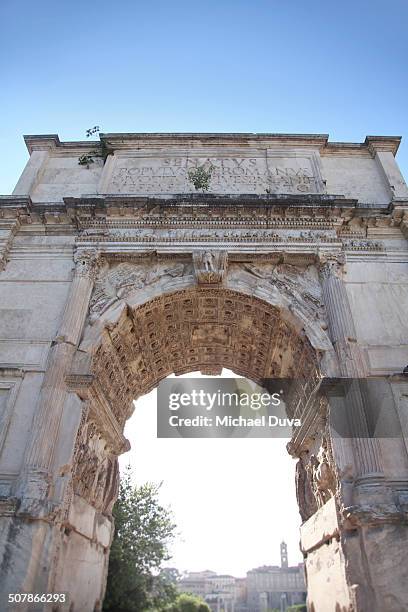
71,418,119,514
295,428,338,522
89,261,193,319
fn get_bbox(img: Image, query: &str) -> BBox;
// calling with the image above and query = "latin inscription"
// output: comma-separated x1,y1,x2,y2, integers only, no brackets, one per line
110,155,319,194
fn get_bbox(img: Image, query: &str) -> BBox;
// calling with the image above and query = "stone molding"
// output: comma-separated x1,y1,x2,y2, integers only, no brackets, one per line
2,194,406,248
0,218,20,271
22,132,402,157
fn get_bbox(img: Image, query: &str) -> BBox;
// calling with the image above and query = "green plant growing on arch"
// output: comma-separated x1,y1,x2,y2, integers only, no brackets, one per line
78,126,111,168
187,164,214,192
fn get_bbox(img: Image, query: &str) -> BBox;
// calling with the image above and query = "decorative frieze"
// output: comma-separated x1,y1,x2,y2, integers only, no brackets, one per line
77,227,341,244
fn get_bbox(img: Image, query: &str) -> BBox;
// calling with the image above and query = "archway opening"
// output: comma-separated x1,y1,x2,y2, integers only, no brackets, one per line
70,286,321,609
120,368,306,577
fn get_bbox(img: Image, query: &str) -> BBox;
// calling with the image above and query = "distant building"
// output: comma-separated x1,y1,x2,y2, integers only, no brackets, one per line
177,542,305,612
246,542,306,611
178,571,239,612
205,575,238,612
178,570,217,600
234,578,248,612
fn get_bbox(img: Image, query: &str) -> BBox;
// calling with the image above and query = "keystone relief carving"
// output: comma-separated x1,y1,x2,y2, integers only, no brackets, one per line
193,250,228,284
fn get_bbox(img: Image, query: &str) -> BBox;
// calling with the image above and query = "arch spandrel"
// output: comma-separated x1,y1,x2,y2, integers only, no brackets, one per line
78,257,334,359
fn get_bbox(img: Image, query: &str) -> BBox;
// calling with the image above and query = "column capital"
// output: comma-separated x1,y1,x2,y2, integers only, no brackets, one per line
73,248,102,280
318,251,346,280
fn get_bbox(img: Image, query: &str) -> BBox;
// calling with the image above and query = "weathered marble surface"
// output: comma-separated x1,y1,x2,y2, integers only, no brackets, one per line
109,151,323,195
14,132,407,204
1,132,408,611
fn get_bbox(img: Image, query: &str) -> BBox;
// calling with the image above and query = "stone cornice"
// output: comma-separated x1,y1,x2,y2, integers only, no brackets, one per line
22,132,402,157
99,132,330,151
365,135,401,155
0,194,358,212
323,136,401,158
24,134,102,155
1,194,404,239
0,193,361,224
64,193,357,208
0,195,32,213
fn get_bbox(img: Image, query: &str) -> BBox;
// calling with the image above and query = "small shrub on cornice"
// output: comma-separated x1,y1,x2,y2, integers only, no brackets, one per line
187,164,214,191
78,126,111,168
78,153,97,168
86,125,100,138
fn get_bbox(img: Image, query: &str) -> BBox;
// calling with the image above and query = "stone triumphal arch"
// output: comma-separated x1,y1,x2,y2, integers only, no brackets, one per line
0,133,408,611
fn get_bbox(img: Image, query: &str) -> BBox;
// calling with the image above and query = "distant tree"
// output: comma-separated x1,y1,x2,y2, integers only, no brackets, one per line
286,604,307,612
160,567,182,584
164,593,211,612
103,466,178,612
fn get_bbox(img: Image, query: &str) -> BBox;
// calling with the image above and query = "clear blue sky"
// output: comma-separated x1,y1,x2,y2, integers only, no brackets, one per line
1,0,407,192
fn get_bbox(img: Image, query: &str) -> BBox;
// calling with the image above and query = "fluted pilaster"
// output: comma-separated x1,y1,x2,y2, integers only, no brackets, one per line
319,253,384,480
19,249,100,509
320,255,367,378
58,249,101,345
